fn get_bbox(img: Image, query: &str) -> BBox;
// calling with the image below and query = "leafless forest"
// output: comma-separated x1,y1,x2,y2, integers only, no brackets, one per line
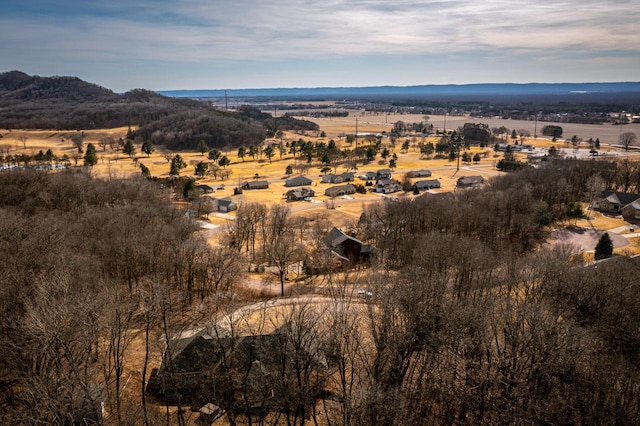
1,158,640,425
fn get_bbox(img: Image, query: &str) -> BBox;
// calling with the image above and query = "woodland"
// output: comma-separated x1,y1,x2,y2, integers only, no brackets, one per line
2,70,640,425
1,156,640,424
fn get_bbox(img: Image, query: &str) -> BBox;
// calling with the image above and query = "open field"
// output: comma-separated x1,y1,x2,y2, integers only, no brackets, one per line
2,114,639,234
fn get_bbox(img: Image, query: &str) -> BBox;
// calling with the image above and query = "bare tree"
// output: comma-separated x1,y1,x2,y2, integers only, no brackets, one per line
619,131,637,151
70,132,85,153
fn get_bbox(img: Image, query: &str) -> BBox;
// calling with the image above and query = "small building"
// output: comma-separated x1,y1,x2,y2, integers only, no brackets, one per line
242,180,269,190
406,169,432,178
325,184,356,197
215,197,237,213
374,179,402,194
358,171,378,181
286,187,315,201
413,179,441,191
321,172,354,184
456,176,484,189
197,184,215,194
284,176,312,187
376,169,392,180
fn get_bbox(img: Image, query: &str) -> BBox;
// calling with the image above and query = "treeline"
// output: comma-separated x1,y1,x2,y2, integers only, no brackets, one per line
0,169,243,424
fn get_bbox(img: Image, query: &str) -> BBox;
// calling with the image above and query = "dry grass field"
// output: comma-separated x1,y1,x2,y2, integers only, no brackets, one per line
2,113,639,245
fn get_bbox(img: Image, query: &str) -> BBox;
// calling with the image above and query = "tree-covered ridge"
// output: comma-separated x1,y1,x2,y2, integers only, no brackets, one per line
0,72,317,150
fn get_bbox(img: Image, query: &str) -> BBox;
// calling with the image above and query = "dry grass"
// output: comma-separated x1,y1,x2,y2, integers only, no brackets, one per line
3,117,636,233
575,211,630,230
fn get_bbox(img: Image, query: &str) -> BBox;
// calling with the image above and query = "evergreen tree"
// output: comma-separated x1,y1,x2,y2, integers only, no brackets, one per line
218,155,231,169
194,161,209,177
83,143,98,167
170,154,186,176
141,140,154,157
594,232,614,260
123,139,135,157
197,140,209,155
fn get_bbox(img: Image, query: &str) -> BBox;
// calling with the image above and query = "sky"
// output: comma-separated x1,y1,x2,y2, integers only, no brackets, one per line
1,0,639,92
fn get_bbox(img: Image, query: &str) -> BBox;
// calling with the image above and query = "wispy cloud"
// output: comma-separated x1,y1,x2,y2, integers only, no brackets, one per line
1,0,637,89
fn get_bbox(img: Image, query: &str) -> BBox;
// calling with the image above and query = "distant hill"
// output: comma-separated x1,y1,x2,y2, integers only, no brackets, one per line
0,71,317,150
158,82,640,100
0,70,119,102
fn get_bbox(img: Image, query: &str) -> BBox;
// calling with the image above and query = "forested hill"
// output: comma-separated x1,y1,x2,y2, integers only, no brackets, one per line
0,71,317,150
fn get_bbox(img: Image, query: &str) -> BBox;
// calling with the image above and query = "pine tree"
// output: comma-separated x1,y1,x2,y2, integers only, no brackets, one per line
83,143,98,167
594,232,614,260
141,140,154,157
123,139,135,157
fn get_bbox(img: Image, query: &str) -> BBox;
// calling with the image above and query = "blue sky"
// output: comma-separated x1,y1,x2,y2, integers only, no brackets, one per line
1,0,638,91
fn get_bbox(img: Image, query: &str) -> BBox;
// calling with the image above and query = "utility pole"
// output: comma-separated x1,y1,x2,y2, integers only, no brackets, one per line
224,90,228,111
355,118,358,150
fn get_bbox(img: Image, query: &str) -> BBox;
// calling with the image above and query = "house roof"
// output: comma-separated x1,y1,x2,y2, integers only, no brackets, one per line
287,187,314,198
161,322,326,376
285,176,312,186
408,169,432,176
600,191,640,206
377,169,391,174
244,180,269,189
325,184,356,195
216,197,235,207
627,200,640,210
326,227,364,248
457,176,484,185
376,179,398,186
414,179,440,188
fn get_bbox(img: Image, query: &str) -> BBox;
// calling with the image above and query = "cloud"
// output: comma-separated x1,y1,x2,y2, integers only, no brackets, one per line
1,0,638,88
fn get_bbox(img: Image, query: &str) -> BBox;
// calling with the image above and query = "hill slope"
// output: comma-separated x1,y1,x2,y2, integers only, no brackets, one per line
0,71,317,150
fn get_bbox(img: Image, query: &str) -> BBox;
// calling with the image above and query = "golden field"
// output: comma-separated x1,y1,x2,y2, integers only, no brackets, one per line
2,113,639,239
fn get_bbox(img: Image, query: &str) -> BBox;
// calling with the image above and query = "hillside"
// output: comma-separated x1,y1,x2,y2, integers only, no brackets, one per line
0,71,317,150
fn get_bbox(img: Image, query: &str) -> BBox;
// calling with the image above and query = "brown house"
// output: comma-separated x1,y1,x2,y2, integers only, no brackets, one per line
622,200,640,224
325,227,374,264
148,324,328,415
325,184,356,197
242,180,270,190
592,191,640,214
456,176,484,188
286,187,315,201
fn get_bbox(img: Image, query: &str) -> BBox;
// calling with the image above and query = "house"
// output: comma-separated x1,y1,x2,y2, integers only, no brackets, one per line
413,179,441,191
406,169,432,178
456,176,484,188
622,200,640,224
376,169,392,179
358,171,377,181
321,172,354,184
215,197,237,212
325,184,356,197
592,191,640,214
286,187,315,201
325,227,374,264
284,176,312,187
147,324,327,412
197,184,215,194
242,180,269,190
374,179,402,194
